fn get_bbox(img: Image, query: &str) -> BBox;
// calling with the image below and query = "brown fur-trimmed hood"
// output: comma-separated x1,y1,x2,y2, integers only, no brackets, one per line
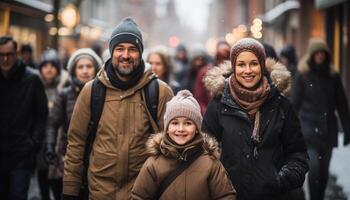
204,58,291,97
146,133,220,160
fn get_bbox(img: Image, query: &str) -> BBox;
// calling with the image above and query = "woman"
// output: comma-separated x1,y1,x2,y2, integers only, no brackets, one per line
202,38,308,200
131,90,236,200
44,48,102,200
147,49,181,94
292,38,350,200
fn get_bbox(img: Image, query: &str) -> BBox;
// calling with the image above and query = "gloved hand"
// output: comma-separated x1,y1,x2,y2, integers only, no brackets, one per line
45,143,58,165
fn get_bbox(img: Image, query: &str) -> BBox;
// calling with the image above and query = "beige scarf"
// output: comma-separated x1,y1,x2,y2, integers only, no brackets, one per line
229,75,270,143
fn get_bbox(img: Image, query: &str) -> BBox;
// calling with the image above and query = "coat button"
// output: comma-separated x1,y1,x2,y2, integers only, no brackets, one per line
246,154,250,158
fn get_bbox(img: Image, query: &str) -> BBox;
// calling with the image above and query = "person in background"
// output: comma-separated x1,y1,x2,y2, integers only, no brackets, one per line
45,48,102,200
147,47,181,94
279,45,299,100
172,43,189,87
131,90,236,200
20,44,37,69
62,17,173,199
203,38,308,200
262,42,278,60
0,35,48,200
292,38,350,200
36,48,69,200
214,39,231,66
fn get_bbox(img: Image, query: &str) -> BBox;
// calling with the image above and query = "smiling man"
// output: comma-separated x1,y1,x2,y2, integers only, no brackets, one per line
62,17,173,200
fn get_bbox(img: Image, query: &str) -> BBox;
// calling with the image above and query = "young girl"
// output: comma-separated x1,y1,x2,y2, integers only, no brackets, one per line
131,90,236,200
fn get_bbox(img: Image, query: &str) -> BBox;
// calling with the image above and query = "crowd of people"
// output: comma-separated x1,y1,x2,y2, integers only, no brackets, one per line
0,16,349,200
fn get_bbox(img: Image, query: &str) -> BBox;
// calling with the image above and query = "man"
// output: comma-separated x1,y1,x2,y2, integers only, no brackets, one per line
20,44,37,69
0,35,48,200
63,17,173,199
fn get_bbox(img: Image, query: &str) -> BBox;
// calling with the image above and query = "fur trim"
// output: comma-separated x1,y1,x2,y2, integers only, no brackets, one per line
297,55,337,75
146,133,220,159
204,58,292,96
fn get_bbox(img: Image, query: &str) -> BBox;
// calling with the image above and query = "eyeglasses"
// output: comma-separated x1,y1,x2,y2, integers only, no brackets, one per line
0,52,15,60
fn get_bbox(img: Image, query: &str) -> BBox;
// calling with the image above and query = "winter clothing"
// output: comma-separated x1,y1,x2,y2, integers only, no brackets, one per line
66,48,102,76
164,90,202,132
39,48,61,74
109,17,143,54
0,60,48,199
202,59,308,200
230,38,266,72
131,133,236,200
292,38,350,200
63,63,173,199
193,65,212,114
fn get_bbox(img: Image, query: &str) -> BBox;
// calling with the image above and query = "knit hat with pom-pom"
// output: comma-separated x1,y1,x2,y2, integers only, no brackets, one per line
164,90,202,132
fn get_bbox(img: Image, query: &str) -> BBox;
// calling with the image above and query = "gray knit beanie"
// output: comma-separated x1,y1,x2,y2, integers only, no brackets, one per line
66,48,102,76
109,17,143,55
164,90,202,132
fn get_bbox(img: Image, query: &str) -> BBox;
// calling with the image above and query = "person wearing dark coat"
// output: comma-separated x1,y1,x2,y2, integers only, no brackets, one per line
202,38,309,200
44,48,102,200
292,38,350,200
0,35,48,200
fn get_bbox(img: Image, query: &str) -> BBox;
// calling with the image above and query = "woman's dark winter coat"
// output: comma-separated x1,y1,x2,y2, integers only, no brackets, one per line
202,60,309,200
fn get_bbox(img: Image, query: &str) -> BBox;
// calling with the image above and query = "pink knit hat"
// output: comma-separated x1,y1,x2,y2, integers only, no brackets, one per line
164,90,202,132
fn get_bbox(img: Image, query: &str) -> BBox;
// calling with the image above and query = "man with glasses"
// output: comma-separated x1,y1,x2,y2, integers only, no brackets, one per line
0,35,48,200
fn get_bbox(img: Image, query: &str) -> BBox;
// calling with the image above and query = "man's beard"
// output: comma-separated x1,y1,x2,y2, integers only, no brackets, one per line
112,57,140,76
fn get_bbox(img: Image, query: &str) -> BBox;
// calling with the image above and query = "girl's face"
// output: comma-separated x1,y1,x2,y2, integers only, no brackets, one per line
167,117,197,145
235,51,262,89
75,58,96,83
148,53,165,78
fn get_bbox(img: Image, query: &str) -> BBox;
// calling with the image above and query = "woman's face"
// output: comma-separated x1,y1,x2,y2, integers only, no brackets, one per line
148,53,165,78
75,58,96,83
313,50,326,64
235,51,262,89
167,117,197,145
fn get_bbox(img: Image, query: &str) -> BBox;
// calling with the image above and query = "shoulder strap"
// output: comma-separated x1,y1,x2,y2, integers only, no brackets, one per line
155,150,203,199
80,78,106,199
144,78,159,132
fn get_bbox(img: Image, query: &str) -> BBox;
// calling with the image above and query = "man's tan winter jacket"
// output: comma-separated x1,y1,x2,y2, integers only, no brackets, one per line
63,67,173,199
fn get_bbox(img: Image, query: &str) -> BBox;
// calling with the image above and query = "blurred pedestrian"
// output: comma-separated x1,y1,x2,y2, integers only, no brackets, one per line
279,45,299,100
172,43,189,86
35,48,69,200
20,44,37,69
214,39,231,66
262,42,278,60
0,35,48,200
203,38,309,200
131,90,236,200
292,38,350,200
62,17,173,199
147,47,181,94
45,48,102,200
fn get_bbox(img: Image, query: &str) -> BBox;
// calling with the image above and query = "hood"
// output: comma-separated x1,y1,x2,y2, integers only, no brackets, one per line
297,38,337,75
67,48,102,76
146,133,220,160
204,58,291,97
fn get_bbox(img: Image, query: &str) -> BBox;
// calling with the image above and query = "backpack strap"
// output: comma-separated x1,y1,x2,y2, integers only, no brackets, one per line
80,78,106,199
155,149,203,199
143,77,160,132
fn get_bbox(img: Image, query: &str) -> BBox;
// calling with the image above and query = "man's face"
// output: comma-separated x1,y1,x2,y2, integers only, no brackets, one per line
0,41,17,73
112,43,141,77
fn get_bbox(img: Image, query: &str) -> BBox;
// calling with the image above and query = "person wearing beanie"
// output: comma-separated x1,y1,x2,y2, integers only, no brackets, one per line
62,17,173,200
202,37,309,200
131,90,236,200
292,38,350,200
43,48,102,200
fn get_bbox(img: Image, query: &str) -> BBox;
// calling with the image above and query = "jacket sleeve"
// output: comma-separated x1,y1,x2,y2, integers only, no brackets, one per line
278,102,309,192
291,72,304,113
202,97,223,142
334,75,350,145
32,75,49,147
63,82,92,196
208,160,237,200
156,81,174,131
46,91,66,145
131,157,158,200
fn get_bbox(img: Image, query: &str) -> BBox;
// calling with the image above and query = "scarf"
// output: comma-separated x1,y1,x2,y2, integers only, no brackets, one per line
229,75,270,143
106,59,145,90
